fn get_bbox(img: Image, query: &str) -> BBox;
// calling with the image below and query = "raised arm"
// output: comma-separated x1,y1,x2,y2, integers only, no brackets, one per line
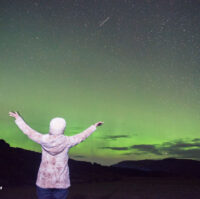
9,111,45,145
68,121,104,148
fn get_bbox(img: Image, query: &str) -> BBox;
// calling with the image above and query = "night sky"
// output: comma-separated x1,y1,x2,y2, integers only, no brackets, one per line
1,0,200,165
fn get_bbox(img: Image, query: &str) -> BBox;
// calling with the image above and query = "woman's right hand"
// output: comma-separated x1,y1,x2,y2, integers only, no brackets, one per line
94,121,104,127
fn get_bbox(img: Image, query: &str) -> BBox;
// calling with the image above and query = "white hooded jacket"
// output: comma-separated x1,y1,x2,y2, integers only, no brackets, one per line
15,116,97,188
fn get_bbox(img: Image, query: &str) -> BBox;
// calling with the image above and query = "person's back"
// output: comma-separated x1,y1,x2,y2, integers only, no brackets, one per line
37,133,70,189
9,111,103,199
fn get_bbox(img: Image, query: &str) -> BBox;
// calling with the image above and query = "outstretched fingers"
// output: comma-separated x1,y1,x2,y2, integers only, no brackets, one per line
95,121,104,127
8,111,19,119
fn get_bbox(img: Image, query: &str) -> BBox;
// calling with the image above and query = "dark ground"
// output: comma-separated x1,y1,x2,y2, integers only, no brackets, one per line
1,177,200,199
2,140,200,198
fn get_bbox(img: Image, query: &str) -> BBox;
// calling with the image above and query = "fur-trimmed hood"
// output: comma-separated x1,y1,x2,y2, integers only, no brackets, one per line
40,117,68,156
49,117,66,135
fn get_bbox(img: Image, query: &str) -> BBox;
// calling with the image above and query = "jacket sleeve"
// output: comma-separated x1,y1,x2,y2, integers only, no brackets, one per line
15,116,45,145
68,125,97,148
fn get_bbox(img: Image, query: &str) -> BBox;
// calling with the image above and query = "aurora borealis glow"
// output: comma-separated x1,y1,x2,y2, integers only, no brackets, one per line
1,0,200,165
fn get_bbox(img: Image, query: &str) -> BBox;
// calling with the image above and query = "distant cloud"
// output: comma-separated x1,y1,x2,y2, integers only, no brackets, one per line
192,138,200,142
160,139,200,159
131,144,162,155
129,139,200,159
99,138,200,159
122,152,133,155
104,135,130,139
100,146,130,151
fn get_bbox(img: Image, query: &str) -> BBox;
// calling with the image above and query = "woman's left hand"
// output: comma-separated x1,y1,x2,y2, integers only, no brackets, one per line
9,111,21,119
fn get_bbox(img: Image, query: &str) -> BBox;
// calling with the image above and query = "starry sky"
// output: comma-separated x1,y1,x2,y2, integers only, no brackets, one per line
0,0,200,165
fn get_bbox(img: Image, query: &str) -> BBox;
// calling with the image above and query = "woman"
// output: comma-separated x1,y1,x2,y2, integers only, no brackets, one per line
9,111,103,199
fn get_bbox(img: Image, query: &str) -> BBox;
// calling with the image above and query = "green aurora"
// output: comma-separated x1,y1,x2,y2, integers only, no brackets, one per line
0,0,200,165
